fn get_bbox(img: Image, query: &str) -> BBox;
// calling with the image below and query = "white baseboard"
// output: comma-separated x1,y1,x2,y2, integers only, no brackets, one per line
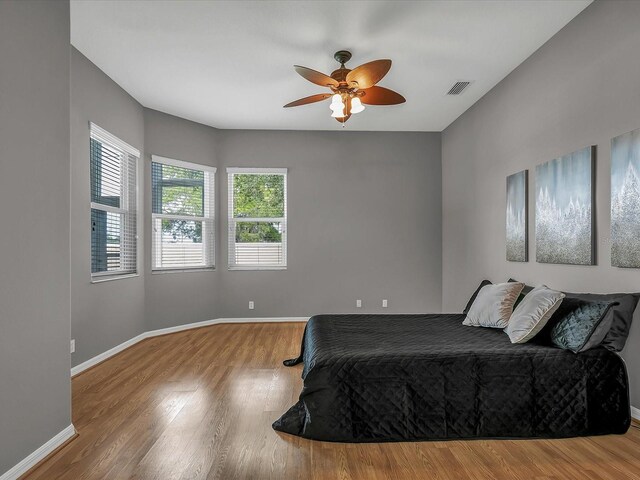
71,316,308,377
632,405,640,421
70,332,148,377
0,424,75,480
145,316,307,338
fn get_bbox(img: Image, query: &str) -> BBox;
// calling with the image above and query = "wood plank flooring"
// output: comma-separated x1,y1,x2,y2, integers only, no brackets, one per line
22,322,640,480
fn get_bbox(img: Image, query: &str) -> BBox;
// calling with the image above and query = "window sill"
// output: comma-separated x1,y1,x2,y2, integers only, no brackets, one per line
91,273,139,284
152,267,215,275
228,266,287,271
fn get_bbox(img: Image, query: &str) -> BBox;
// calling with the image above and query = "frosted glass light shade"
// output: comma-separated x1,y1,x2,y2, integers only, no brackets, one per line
351,97,365,114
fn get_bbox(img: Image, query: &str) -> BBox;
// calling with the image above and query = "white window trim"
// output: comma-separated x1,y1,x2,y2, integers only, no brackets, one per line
91,273,139,283
90,122,140,158
227,167,288,271
151,155,216,272
226,167,287,175
89,122,140,282
151,267,215,275
152,155,216,173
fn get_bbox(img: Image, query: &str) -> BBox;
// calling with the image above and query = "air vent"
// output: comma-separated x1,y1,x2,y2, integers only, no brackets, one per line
447,81,471,95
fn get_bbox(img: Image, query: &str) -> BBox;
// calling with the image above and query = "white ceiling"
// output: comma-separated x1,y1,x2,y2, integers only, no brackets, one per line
70,0,591,132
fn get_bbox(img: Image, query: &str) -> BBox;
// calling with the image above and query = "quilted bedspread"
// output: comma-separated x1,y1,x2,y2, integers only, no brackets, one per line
273,314,630,442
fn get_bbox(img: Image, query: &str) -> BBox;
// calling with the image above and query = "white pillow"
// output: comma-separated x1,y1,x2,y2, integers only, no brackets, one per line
504,285,565,343
463,282,524,328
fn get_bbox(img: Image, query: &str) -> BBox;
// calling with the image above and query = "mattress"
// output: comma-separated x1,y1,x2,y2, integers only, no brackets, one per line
273,314,630,442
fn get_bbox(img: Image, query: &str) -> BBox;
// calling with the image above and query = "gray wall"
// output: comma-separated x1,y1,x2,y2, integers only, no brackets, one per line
442,0,640,406
216,130,442,318
70,47,146,367
143,110,221,330
143,110,442,330
0,0,72,474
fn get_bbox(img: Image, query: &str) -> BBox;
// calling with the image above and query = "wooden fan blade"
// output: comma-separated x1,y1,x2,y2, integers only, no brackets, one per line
283,93,333,108
346,59,391,89
360,86,406,105
294,66,339,88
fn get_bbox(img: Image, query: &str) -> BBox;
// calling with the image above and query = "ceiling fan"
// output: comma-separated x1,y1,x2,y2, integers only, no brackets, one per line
284,50,406,125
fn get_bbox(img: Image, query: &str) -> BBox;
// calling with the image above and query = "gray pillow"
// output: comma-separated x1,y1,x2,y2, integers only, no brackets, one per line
562,292,639,352
504,285,565,344
550,300,619,353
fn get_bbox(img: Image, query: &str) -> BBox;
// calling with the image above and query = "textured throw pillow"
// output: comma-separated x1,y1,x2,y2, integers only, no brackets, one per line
504,286,565,343
463,282,524,329
550,301,619,353
562,292,639,352
463,279,492,314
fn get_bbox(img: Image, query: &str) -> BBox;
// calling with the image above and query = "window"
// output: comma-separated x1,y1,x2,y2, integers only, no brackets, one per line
90,123,139,279
152,156,215,271
227,168,287,270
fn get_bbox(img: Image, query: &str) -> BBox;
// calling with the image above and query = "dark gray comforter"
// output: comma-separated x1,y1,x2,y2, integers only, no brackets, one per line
273,314,630,442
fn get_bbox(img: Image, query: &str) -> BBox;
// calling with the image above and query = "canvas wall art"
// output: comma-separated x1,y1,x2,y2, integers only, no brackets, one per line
506,170,528,262
611,128,640,268
535,146,595,265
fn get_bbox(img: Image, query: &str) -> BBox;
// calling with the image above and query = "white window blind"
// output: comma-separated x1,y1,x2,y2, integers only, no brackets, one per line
90,123,139,278
227,168,287,270
152,155,216,271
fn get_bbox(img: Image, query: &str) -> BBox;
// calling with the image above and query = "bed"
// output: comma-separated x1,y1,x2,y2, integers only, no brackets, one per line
273,313,630,442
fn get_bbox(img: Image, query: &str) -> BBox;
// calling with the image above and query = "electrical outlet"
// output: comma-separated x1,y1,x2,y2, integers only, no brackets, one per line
382,299,388,308
249,301,254,310
356,299,362,308
70,339,75,354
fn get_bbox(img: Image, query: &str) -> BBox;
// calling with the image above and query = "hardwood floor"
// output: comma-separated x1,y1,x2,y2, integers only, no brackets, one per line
23,322,640,480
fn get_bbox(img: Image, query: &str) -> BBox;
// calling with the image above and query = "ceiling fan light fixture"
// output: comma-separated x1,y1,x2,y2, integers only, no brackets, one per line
329,94,346,117
331,107,346,118
330,94,344,109
285,51,404,125
351,97,365,114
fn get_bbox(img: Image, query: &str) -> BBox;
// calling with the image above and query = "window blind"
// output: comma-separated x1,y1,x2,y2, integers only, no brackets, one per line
90,123,139,278
227,168,287,270
152,155,215,271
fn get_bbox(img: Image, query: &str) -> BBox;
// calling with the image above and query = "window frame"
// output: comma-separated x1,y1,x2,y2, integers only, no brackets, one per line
151,155,216,273
89,123,140,282
227,167,288,271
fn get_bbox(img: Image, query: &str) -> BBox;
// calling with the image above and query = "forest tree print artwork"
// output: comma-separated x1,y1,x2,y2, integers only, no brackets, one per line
506,170,528,262
611,128,640,267
535,146,595,265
